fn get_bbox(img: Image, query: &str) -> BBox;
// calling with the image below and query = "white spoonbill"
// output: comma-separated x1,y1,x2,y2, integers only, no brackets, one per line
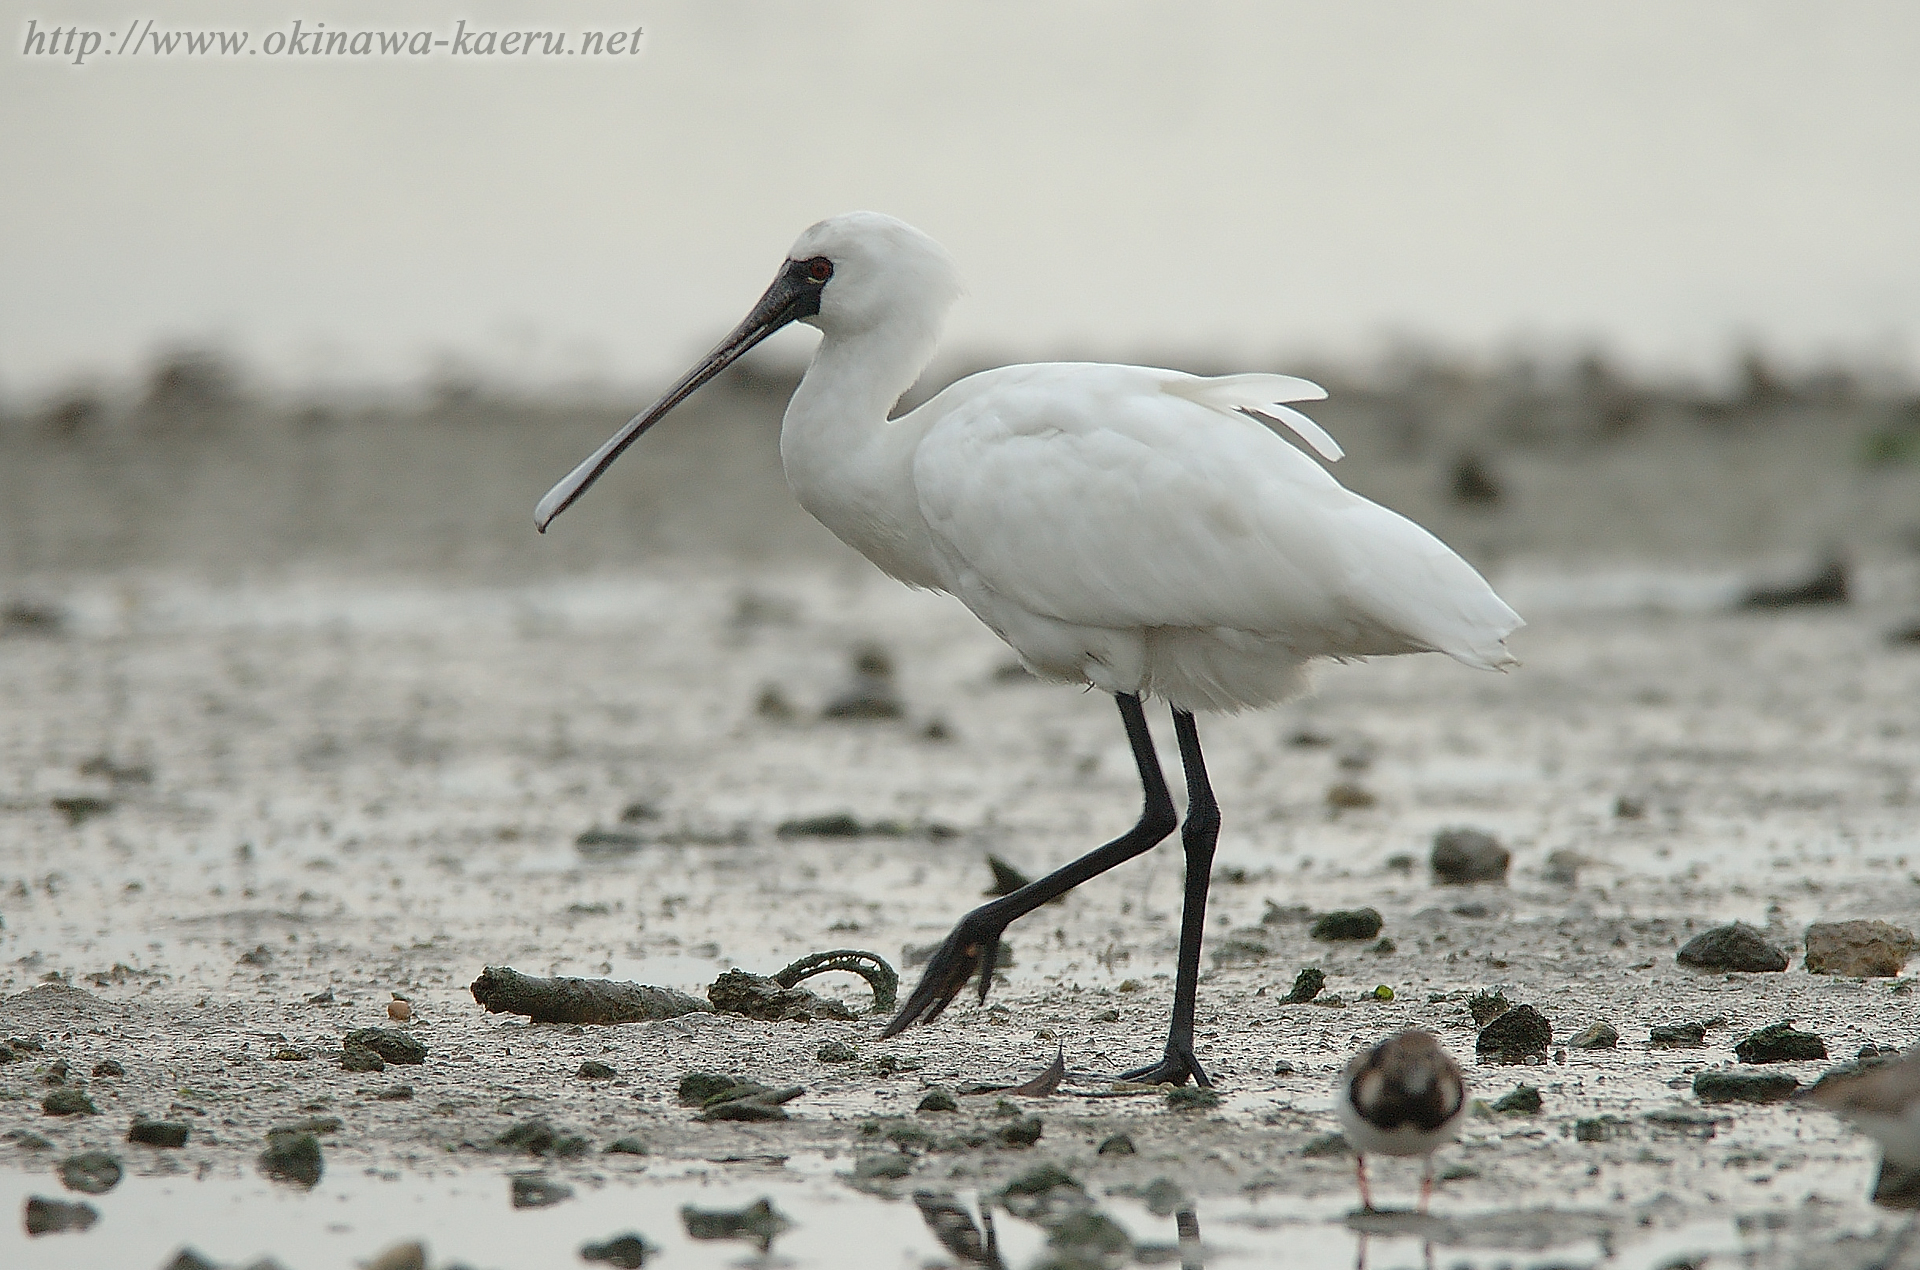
536,212,1522,1086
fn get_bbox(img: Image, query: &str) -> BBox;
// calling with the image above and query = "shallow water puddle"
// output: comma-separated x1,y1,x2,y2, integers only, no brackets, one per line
3,1166,1759,1270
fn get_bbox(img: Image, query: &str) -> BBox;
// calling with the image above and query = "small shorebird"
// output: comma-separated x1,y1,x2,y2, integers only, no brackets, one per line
537,213,1521,1085
1334,1030,1468,1212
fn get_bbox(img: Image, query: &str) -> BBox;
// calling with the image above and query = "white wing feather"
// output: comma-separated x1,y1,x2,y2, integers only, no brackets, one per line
1162,373,1344,462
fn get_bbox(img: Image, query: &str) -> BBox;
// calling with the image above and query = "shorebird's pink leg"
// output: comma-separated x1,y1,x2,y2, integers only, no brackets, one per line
1356,1156,1374,1211
1418,1156,1435,1214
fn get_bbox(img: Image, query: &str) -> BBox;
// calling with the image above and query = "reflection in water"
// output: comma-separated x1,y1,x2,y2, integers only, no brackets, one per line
912,1191,1005,1269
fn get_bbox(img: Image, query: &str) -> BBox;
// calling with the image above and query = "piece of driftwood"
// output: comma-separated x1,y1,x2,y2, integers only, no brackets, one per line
470,966,710,1024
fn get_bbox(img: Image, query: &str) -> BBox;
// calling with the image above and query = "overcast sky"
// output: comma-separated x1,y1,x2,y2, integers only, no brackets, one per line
4,1,1917,401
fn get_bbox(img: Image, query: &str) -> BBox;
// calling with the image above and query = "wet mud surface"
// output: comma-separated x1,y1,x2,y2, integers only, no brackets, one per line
1,558,1919,1267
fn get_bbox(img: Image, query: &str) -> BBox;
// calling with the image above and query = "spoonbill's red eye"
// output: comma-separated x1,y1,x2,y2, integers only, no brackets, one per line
807,258,833,282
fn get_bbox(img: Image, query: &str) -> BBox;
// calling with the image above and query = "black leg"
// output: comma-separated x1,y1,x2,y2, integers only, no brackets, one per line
1117,707,1219,1087
881,693,1176,1038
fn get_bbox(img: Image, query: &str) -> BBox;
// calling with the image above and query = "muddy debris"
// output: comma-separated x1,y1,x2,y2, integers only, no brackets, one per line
1676,922,1789,972
1477,1004,1552,1063
918,1089,960,1113
1491,1085,1542,1115
1803,919,1918,977
470,965,710,1024
998,1116,1044,1147
259,1129,324,1188
816,1039,858,1063
50,795,114,826
91,1058,124,1077
984,853,1033,896
58,1150,123,1194
695,1082,806,1122
577,1060,617,1079
1568,1021,1619,1049
128,1117,190,1148
772,948,900,1015
1467,989,1514,1027
707,969,855,1022
41,1086,97,1116
1693,1070,1800,1103
24,1194,99,1236
1430,827,1510,883
1736,1021,1829,1064
493,1117,590,1157
509,1173,572,1209
574,826,645,858
1650,1022,1708,1048
580,1232,658,1269
1302,1133,1350,1158
1574,1116,1624,1142
1167,1086,1221,1112
1098,1132,1137,1156
1280,967,1326,1004
776,813,956,841
681,1197,792,1253
606,1135,648,1155
1310,907,1383,941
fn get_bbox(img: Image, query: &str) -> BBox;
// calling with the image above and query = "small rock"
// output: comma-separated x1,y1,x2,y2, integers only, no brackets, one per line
24,1195,98,1236
1325,782,1377,810
606,1137,648,1155
364,1241,427,1270
7,1129,53,1150
341,1046,385,1072
1574,1116,1620,1142
1614,794,1647,819
998,1116,1043,1147
816,1040,858,1063
1804,920,1918,977
1310,908,1383,941
575,827,644,858
239,944,274,967
128,1118,190,1148
1370,938,1397,955
1693,1070,1800,1104
1568,1022,1619,1049
1676,923,1788,973
1541,849,1584,886
1739,554,1849,608
754,685,797,721
1097,1132,1136,1156
41,1088,96,1117
707,969,856,1022
852,1152,913,1180
342,1028,427,1064
678,1072,741,1105
822,645,904,719
1492,1085,1542,1115
1449,451,1504,507
162,1250,221,1270
580,1233,658,1269
91,1060,124,1078
1302,1133,1351,1158
376,1084,414,1101
1735,1022,1828,1064
259,1130,324,1188
1279,967,1326,1003
1166,1087,1221,1111
916,1090,959,1113
577,1060,617,1080
58,1151,122,1194
1650,1022,1707,1048
1430,827,1510,884
697,1085,806,1123
1090,1008,1120,1023
494,1118,591,1157
510,1173,573,1209
1477,1004,1552,1063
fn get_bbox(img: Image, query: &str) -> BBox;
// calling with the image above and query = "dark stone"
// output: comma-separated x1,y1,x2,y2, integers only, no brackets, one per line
342,1028,426,1064
1568,1022,1619,1049
1302,1133,1351,1158
1739,554,1849,608
1430,827,1510,883
580,1233,658,1268
577,1060,617,1080
916,1090,959,1113
376,1084,414,1101
1676,923,1788,973
1279,967,1325,1004
24,1195,98,1236
494,1118,590,1157
1449,451,1504,507
1492,1085,1542,1115
162,1250,221,1270
510,1173,572,1209
681,1198,791,1252
1693,1070,1800,1104
677,1072,741,1105
697,1085,805,1122
1310,908,1383,941
1003,1164,1080,1196
340,1046,385,1072
1574,1117,1620,1142
1875,1157,1920,1210
58,1151,122,1194
91,1060,124,1078
816,1040,858,1063
575,828,644,858
852,1152,912,1180
1097,1133,1136,1156
1477,1004,1552,1063
1803,920,1918,977
1650,1022,1707,1048
606,1137,648,1155
1735,1022,1828,1064
998,1116,1043,1147
128,1118,190,1148
41,1088,96,1116
259,1130,324,1188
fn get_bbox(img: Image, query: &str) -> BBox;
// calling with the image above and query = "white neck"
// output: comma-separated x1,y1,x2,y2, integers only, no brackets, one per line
779,316,946,589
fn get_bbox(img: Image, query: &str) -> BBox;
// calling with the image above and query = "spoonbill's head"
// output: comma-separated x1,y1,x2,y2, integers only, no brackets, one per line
534,211,959,532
